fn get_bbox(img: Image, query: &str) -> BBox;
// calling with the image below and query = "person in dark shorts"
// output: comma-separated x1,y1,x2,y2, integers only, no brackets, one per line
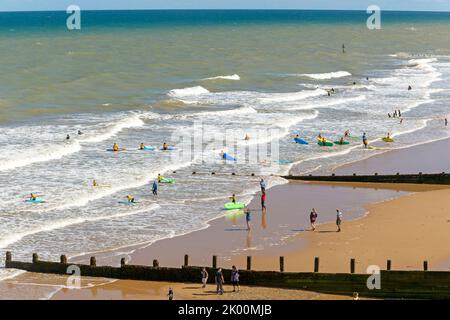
261,191,266,210
231,265,240,292
310,208,318,231
336,209,343,232
215,268,225,295
245,207,251,231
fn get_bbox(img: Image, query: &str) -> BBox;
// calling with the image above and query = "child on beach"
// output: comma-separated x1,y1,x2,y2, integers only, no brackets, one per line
336,209,343,232
310,208,318,231
168,288,174,300
362,132,368,148
215,268,225,295
201,267,208,288
231,266,240,292
261,191,266,210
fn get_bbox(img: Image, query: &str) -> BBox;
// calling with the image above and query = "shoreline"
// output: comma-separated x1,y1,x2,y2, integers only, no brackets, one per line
3,136,450,300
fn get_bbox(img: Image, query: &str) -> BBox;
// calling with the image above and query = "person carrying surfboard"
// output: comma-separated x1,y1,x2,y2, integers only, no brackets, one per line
126,195,135,203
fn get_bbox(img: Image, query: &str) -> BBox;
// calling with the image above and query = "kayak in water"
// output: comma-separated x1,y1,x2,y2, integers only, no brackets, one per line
317,139,334,147
334,140,350,145
25,199,46,204
159,177,175,184
382,137,394,142
224,202,245,210
222,153,237,161
294,138,309,145
142,146,156,151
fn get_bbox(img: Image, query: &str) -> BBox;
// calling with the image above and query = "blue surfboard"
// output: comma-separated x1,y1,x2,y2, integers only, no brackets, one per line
294,138,309,145
25,199,46,203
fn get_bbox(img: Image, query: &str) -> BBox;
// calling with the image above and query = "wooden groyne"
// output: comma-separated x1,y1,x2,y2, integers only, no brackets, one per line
283,172,450,185
5,252,450,299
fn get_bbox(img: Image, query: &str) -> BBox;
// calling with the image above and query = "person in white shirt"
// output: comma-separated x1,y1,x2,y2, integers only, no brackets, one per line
336,209,343,232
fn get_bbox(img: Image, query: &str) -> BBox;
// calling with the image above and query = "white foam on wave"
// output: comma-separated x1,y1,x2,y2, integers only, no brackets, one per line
0,204,160,249
168,86,210,97
299,71,352,80
258,88,327,103
201,74,240,81
0,269,27,282
0,141,82,172
283,95,367,111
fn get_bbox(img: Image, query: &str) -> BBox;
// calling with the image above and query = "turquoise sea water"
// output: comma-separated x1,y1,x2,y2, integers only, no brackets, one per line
1,10,450,284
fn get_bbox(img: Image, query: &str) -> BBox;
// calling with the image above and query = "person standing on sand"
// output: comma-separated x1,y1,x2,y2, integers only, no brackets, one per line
231,266,240,292
336,209,343,232
261,191,266,210
245,207,251,230
201,267,208,288
168,288,174,300
215,268,225,295
310,208,318,231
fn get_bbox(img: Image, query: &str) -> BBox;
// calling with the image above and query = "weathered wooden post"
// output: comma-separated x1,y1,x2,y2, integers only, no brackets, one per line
280,256,284,272
90,256,96,267
184,254,189,267
120,258,126,267
153,259,159,267
32,253,39,263
6,251,11,263
246,256,252,271
350,258,355,274
423,261,428,271
60,255,67,264
212,255,217,268
387,260,391,271
314,257,319,272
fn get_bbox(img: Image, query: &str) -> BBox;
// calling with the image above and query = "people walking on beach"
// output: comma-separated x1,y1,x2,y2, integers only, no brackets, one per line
152,181,158,195
260,178,266,192
261,191,266,210
310,208,318,231
215,268,225,295
245,207,251,230
201,267,208,288
362,132,368,148
336,209,343,232
168,287,174,300
231,266,240,292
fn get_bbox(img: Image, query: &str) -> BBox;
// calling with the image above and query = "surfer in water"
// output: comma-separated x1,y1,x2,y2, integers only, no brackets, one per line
92,180,98,187
339,137,345,145
445,118,448,126
230,194,236,204
30,193,37,201
126,195,135,203
66,134,70,140
113,143,119,152
362,132,368,148
139,143,145,150
77,130,83,135
220,150,226,159
162,142,168,150
344,130,350,138
408,85,412,91
244,134,250,141
157,174,162,183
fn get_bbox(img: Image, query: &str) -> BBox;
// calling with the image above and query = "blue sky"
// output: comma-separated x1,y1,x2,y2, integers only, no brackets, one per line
1,0,450,12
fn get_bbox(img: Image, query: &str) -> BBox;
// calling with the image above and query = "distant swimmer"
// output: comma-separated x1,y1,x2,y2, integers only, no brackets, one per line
398,110,402,117
77,130,83,135
327,91,331,97
162,142,168,150
244,134,250,141
113,143,119,152
362,132,368,148
126,195,135,203
352,82,356,85
30,193,37,201
93,180,98,187
152,181,158,195
366,77,369,81
331,88,335,93
408,85,412,91
400,118,403,124
445,118,448,126
388,113,391,118
342,43,345,54
344,130,350,138
66,134,70,140
230,194,236,204
139,143,145,150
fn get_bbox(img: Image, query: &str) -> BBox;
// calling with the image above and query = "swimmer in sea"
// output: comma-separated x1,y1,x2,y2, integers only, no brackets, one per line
93,180,98,187
244,134,250,141
113,143,119,152
162,142,168,150
30,193,37,201
139,143,145,150
126,195,135,203
66,134,70,140
77,130,83,135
